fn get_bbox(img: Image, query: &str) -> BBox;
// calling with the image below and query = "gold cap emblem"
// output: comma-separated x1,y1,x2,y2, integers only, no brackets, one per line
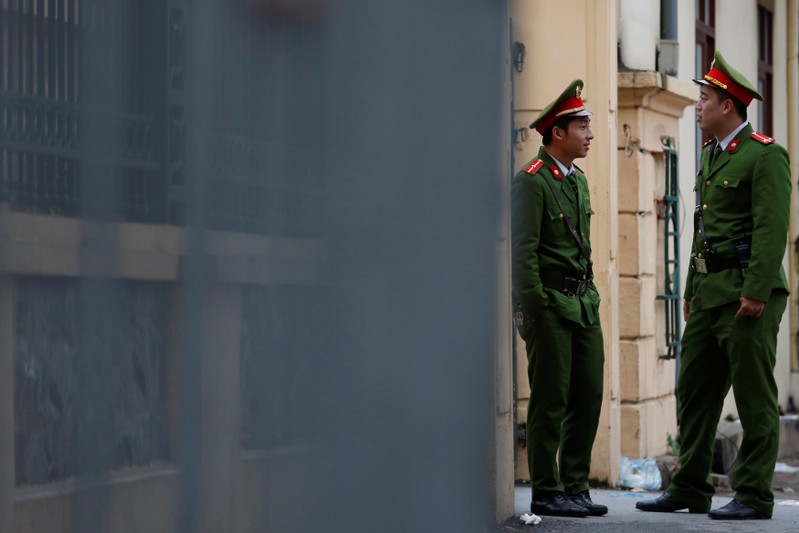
575,85,582,98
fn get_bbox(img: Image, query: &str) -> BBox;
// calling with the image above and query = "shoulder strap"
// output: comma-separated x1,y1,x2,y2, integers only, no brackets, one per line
751,131,775,145
523,159,545,175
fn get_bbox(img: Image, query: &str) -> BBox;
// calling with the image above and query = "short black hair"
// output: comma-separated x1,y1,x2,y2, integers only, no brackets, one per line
541,115,580,146
709,85,748,121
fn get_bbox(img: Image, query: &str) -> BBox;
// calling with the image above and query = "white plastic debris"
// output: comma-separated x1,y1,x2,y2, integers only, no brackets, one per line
619,456,662,491
774,461,799,474
519,513,542,525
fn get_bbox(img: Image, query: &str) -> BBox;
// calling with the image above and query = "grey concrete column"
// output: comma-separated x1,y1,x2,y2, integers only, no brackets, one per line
197,285,241,533
0,276,15,533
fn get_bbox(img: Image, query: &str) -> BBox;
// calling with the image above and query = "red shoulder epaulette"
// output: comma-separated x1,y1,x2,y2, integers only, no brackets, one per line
751,131,775,145
523,159,544,175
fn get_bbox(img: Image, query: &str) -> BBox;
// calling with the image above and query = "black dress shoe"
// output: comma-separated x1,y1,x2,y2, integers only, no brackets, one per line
635,492,706,513
708,499,769,520
531,492,589,517
569,490,608,516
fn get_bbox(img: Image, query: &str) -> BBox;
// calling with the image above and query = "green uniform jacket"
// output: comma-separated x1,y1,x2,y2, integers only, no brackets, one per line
511,147,600,327
685,123,791,310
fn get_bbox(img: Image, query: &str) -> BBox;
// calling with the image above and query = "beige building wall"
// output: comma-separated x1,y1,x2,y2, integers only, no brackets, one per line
675,0,699,368
789,0,799,393
617,72,695,458
511,0,799,491
511,0,620,485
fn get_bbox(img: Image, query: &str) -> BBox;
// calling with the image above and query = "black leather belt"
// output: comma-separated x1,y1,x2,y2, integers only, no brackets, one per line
540,271,591,297
691,252,739,274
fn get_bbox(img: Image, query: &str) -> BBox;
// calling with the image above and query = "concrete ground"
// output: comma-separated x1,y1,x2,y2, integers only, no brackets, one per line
498,460,799,532
498,485,799,532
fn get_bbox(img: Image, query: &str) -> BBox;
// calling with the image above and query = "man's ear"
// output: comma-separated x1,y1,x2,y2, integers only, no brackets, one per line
552,125,565,142
722,98,735,115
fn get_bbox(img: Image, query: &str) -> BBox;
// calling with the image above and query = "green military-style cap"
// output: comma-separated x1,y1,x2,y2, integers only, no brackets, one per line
693,50,762,106
529,79,593,135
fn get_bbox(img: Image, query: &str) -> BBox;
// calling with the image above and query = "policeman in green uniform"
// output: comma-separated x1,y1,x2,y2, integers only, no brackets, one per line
512,80,606,518
636,51,791,520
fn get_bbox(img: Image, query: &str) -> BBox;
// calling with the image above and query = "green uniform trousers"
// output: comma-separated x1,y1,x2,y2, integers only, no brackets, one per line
523,306,604,496
668,292,787,517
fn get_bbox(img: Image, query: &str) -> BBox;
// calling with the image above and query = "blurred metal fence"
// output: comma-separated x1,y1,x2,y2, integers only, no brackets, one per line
1,0,324,235
0,0,509,531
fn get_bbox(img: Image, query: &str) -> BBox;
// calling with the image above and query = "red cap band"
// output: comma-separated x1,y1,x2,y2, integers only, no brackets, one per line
704,68,754,106
535,96,586,134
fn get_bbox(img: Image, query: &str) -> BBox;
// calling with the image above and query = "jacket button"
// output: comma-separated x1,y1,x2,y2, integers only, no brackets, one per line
706,180,711,185
723,180,729,185
702,204,707,209
559,213,564,219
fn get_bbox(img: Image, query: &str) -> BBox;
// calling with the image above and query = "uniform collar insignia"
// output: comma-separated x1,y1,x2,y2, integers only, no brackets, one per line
549,166,563,180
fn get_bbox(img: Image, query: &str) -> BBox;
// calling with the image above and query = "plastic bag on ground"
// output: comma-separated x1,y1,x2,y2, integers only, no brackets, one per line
619,455,662,491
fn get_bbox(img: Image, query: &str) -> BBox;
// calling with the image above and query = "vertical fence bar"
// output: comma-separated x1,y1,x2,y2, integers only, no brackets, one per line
35,0,43,97
1,1,6,93
46,0,54,99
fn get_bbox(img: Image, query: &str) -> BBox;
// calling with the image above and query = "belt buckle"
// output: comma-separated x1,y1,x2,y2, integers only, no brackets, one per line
694,257,708,274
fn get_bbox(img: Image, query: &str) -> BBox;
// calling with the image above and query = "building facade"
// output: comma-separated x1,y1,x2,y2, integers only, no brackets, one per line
2,0,798,528
508,0,799,502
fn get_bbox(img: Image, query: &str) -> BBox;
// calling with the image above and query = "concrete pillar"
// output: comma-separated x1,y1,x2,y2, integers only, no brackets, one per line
0,276,13,533
617,72,695,458
198,285,241,533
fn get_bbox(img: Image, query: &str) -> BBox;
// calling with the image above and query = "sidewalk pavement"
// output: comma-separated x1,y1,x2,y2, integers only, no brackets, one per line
501,485,799,532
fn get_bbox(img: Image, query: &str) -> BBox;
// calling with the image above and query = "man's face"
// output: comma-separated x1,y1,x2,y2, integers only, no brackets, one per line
556,117,593,159
696,86,726,133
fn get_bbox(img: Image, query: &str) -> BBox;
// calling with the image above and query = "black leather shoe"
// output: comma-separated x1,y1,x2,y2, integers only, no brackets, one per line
569,490,608,516
708,499,769,520
531,492,589,517
635,492,706,513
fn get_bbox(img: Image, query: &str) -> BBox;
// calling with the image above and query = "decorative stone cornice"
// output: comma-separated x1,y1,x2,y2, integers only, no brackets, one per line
618,72,697,117
618,72,697,153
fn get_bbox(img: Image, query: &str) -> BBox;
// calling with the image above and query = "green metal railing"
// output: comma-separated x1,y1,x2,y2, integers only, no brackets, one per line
657,137,682,360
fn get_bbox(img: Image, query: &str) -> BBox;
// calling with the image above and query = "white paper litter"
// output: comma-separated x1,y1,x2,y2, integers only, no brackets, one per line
519,513,542,525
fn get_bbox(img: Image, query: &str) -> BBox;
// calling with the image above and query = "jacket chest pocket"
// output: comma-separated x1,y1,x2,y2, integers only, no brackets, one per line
715,175,742,189
708,175,747,211
545,204,574,242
